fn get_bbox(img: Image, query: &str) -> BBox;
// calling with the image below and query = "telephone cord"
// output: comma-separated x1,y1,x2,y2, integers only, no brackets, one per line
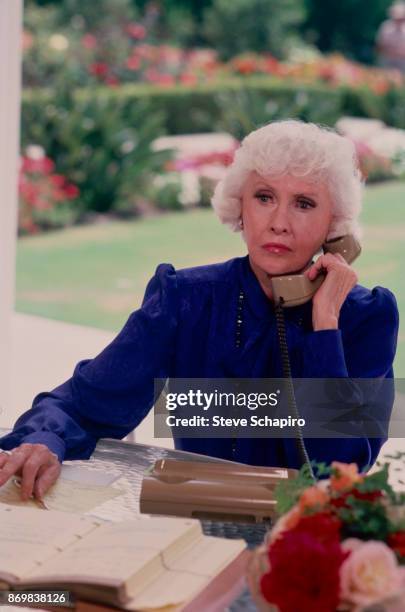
274,301,316,482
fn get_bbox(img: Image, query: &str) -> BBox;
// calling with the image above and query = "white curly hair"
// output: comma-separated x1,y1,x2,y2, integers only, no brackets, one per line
211,119,364,241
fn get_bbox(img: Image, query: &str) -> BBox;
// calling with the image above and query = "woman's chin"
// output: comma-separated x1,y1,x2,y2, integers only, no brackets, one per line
249,251,308,279
257,258,302,278
264,267,297,278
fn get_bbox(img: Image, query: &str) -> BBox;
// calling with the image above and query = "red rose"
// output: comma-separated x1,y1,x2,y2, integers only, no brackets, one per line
260,531,349,612
126,23,146,40
105,76,120,87
89,62,108,77
291,511,342,544
49,174,65,188
126,55,141,71
63,183,79,199
388,531,405,558
22,156,54,175
330,488,383,509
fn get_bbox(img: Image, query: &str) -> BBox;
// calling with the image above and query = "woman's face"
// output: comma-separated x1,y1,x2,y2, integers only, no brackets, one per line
241,171,333,284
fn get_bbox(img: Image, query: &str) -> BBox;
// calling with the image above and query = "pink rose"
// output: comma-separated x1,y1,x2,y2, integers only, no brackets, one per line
340,538,405,610
299,484,329,511
330,461,363,492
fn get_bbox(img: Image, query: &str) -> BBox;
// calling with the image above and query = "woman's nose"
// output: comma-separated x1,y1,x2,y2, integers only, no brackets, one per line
269,203,291,234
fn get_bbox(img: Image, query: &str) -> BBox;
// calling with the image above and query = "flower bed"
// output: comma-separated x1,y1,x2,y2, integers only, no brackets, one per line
23,14,404,95
19,146,79,234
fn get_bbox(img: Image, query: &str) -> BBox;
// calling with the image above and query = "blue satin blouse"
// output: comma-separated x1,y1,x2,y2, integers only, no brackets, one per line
0,255,399,471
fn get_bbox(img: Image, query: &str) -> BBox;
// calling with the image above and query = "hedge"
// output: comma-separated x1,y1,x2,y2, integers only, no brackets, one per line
22,76,397,141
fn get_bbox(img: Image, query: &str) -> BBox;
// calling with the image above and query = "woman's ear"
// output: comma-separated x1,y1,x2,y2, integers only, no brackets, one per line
238,217,244,230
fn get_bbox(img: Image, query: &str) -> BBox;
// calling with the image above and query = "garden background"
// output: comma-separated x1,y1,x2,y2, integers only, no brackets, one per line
12,0,405,442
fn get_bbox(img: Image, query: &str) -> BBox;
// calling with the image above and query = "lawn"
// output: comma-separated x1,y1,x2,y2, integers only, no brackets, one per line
16,180,405,375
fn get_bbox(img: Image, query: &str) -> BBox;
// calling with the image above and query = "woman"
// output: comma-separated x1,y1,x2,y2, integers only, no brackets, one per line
0,120,399,501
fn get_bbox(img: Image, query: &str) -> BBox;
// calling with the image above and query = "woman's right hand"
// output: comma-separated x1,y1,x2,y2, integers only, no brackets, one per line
0,443,61,501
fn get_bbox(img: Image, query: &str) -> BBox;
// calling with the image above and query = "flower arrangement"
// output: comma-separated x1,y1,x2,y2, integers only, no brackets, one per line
248,458,405,612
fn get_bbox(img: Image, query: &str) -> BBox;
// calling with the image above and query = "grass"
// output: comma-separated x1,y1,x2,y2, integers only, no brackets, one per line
16,180,405,375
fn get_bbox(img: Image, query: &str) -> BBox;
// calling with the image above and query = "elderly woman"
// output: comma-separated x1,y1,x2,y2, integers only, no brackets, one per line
0,120,399,500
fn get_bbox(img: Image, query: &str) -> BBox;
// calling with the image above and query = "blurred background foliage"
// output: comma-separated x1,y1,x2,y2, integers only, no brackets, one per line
303,0,393,65
19,0,405,234
202,0,306,60
17,0,405,374
27,0,395,63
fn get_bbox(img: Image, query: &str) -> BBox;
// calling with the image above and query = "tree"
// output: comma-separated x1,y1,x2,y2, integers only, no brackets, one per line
303,0,393,64
202,0,306,60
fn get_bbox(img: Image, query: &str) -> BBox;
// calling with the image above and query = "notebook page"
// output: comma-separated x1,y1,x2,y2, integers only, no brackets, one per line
125,535,246,609
0,475,124,513
0,504,99,580
26,516,201,591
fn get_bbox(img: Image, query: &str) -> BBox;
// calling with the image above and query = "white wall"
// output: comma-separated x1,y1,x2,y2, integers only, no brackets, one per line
0,1,23,421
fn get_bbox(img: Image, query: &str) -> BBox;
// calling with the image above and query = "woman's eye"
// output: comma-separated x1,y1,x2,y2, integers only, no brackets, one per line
297,199,315,210
255,193,272,203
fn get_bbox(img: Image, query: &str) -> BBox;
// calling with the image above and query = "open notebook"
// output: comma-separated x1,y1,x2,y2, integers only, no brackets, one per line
0,504,247,611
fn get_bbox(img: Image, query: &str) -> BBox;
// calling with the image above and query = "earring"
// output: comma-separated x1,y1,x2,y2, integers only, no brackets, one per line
238,218,244,230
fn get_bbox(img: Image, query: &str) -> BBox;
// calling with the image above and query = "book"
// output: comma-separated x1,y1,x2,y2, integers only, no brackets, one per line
0,504,247,611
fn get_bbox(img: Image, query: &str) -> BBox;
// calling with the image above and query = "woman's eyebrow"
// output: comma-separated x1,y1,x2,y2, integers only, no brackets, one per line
253,183,319,198
253,182,277,192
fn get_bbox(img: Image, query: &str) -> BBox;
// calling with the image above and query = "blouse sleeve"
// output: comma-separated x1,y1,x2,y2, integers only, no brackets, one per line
299,286,399,379
289,286,399,471
0,263,178,462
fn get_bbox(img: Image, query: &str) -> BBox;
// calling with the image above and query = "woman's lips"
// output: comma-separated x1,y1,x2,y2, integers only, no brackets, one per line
261,242,292,254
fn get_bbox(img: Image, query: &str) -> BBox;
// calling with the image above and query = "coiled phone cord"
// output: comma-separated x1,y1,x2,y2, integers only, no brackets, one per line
274,301,317,482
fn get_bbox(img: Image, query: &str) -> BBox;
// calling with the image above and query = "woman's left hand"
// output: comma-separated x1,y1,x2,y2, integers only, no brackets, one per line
304,252,358,331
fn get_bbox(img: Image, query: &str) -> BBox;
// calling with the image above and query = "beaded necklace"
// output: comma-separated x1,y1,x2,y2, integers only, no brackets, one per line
235,290,245,348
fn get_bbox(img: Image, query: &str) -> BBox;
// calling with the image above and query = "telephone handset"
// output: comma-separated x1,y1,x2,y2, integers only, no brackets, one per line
270,235,362,308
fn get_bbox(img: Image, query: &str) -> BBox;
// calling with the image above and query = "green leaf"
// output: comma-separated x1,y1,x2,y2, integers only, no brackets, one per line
274,461,319,515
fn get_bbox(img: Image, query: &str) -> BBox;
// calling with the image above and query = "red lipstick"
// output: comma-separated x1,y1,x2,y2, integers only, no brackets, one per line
262,242,292,254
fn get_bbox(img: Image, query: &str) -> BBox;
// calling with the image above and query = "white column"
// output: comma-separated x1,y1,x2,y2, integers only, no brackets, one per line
0,1,23,422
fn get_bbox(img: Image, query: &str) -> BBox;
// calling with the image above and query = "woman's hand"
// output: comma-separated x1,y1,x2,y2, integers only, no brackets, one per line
304,252,358,331
0,443,61,501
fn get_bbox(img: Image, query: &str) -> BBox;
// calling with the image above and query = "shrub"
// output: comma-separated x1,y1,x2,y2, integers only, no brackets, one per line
147,174,184,211
22,78,346,141
303,0,392,65
383,87,405,129
209,80,343,139
19,147,80,234
21,85,174,216
202,0,306,60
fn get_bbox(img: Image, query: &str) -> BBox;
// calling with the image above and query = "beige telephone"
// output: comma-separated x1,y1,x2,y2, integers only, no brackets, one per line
270,235,361,308
268,234,362,479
